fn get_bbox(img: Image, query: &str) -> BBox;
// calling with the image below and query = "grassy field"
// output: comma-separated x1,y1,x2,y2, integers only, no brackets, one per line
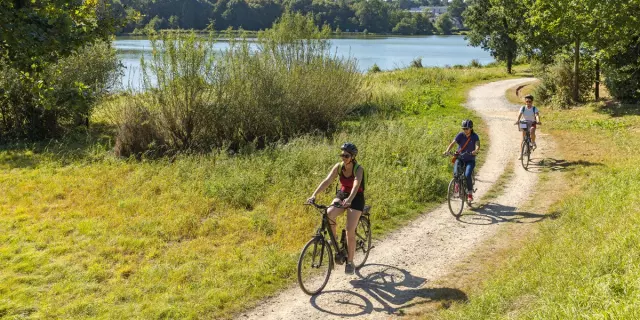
0,66,517,319
430,90,640,318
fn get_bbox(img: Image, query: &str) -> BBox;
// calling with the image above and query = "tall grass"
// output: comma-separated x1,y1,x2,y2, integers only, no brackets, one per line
106,13,363,156
0,61,514,317
434,102,640,319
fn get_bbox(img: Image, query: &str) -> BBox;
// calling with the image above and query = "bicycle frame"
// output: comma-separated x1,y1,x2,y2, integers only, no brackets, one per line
308,203,347,267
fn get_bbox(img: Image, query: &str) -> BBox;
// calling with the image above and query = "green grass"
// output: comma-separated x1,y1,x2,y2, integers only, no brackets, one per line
432,100,640,319
0,66,517,319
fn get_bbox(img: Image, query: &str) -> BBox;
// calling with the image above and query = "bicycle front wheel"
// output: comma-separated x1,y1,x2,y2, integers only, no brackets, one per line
352,217,372,268
297,237,333,295
447,178,465,217
521,140,530,169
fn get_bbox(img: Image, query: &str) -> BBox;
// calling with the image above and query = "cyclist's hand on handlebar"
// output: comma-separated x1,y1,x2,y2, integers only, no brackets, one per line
306,196,316,204
471,150,478,156
537,121,542,125
341,200,352,208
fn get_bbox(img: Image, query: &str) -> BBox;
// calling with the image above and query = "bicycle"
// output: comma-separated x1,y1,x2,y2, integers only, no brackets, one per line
517,120,537,169
297,201,373,295
444,152,476,217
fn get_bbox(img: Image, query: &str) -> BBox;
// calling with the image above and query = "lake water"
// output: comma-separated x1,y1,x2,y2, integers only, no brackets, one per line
115,35,493,90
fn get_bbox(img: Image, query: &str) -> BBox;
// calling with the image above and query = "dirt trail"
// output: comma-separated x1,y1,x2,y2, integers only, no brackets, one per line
240,78,550,319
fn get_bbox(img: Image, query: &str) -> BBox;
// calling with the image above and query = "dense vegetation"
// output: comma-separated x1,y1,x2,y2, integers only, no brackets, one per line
463,0,640,105
109,0,466,36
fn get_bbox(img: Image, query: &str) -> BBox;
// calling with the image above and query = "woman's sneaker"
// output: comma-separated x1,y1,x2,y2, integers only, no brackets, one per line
345,262,355,275
467,194,473,203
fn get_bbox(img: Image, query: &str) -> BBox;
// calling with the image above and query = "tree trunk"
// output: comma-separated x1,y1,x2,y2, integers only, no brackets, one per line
573,37,580,102
507,50,513,74
595,59,600,100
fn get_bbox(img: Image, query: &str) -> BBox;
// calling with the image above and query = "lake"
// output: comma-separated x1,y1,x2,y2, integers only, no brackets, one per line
115,35,493,90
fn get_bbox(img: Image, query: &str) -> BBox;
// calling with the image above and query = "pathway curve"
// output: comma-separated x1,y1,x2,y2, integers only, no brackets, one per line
240,78,550,319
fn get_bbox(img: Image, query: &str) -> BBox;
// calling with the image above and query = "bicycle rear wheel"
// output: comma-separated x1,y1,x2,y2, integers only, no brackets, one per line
447,178,465,217
352,216,372,268
297,237,333,295
521,140,530,169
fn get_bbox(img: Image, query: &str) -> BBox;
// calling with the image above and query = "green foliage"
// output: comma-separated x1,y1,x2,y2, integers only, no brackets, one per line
411,58,423,68
603,39,640,102
0,0,124,71
532,55,595,108
115,0,451,35
463,0,526,73
109,15,363,156
0,40,121,140
435,12,453,35
368,63,382,73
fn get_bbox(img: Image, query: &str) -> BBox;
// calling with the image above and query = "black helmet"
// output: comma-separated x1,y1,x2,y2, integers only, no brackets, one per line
461,119,473,129
340,142,358,157
524,94,534,101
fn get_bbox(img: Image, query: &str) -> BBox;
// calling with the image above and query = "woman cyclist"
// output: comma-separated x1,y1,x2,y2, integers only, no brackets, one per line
443,119,480,203
514,94,541,157
307,142,365,275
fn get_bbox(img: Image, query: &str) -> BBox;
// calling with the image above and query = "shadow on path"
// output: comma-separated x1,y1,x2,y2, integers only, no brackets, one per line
309,264,467,317
524,157,603,173
457,202,548,225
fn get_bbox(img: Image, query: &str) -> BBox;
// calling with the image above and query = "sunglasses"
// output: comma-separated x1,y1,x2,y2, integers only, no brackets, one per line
339,153,352,158
462,128,471,131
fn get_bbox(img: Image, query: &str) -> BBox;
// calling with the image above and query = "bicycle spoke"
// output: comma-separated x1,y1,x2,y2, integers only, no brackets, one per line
297,238,332,295
447,178,464,217
352,218,371,269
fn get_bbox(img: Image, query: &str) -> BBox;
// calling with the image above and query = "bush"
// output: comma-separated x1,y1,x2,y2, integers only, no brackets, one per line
0,40,120,140
469,59,482,68
603,39,640,102
368,63,382,73
108,13,363,157
411,58,423,68
532,55,595,108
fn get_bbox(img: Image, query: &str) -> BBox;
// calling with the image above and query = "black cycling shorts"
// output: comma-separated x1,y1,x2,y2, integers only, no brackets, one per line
335,191,365,212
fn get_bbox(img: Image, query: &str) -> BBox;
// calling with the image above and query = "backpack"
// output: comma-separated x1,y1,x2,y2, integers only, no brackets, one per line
338,162,365,192
520,105,538,114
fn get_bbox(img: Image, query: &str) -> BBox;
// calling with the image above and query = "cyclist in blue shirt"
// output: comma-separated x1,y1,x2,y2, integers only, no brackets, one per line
443,119,480,202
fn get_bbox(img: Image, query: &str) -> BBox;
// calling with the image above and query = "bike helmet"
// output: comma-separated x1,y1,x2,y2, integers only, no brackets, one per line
461,119,473,129
340,142,358,157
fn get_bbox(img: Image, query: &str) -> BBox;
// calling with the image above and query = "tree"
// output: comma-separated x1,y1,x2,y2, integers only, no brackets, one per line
0,0,122,71
448,0,467,26
463,0,527,73
435,12,453,35
393,17,417,35
353,0,391,33
529,0,597,101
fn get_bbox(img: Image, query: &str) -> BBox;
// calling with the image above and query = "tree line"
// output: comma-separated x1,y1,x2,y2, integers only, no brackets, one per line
109,0,467,36
464,0,640,105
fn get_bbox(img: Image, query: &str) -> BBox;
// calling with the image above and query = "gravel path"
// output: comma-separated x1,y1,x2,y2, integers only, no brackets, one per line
240,78,549,319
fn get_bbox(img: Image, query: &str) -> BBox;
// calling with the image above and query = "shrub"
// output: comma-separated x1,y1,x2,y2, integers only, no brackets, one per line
469,59,482,68
532,55,595,108
411,58,423,68
603,39,640,102
109,13,363,156
368,63,382,73
0,40,120,140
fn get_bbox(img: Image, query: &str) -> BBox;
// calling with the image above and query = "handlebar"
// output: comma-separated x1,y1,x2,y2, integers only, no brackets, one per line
305,200,344,210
